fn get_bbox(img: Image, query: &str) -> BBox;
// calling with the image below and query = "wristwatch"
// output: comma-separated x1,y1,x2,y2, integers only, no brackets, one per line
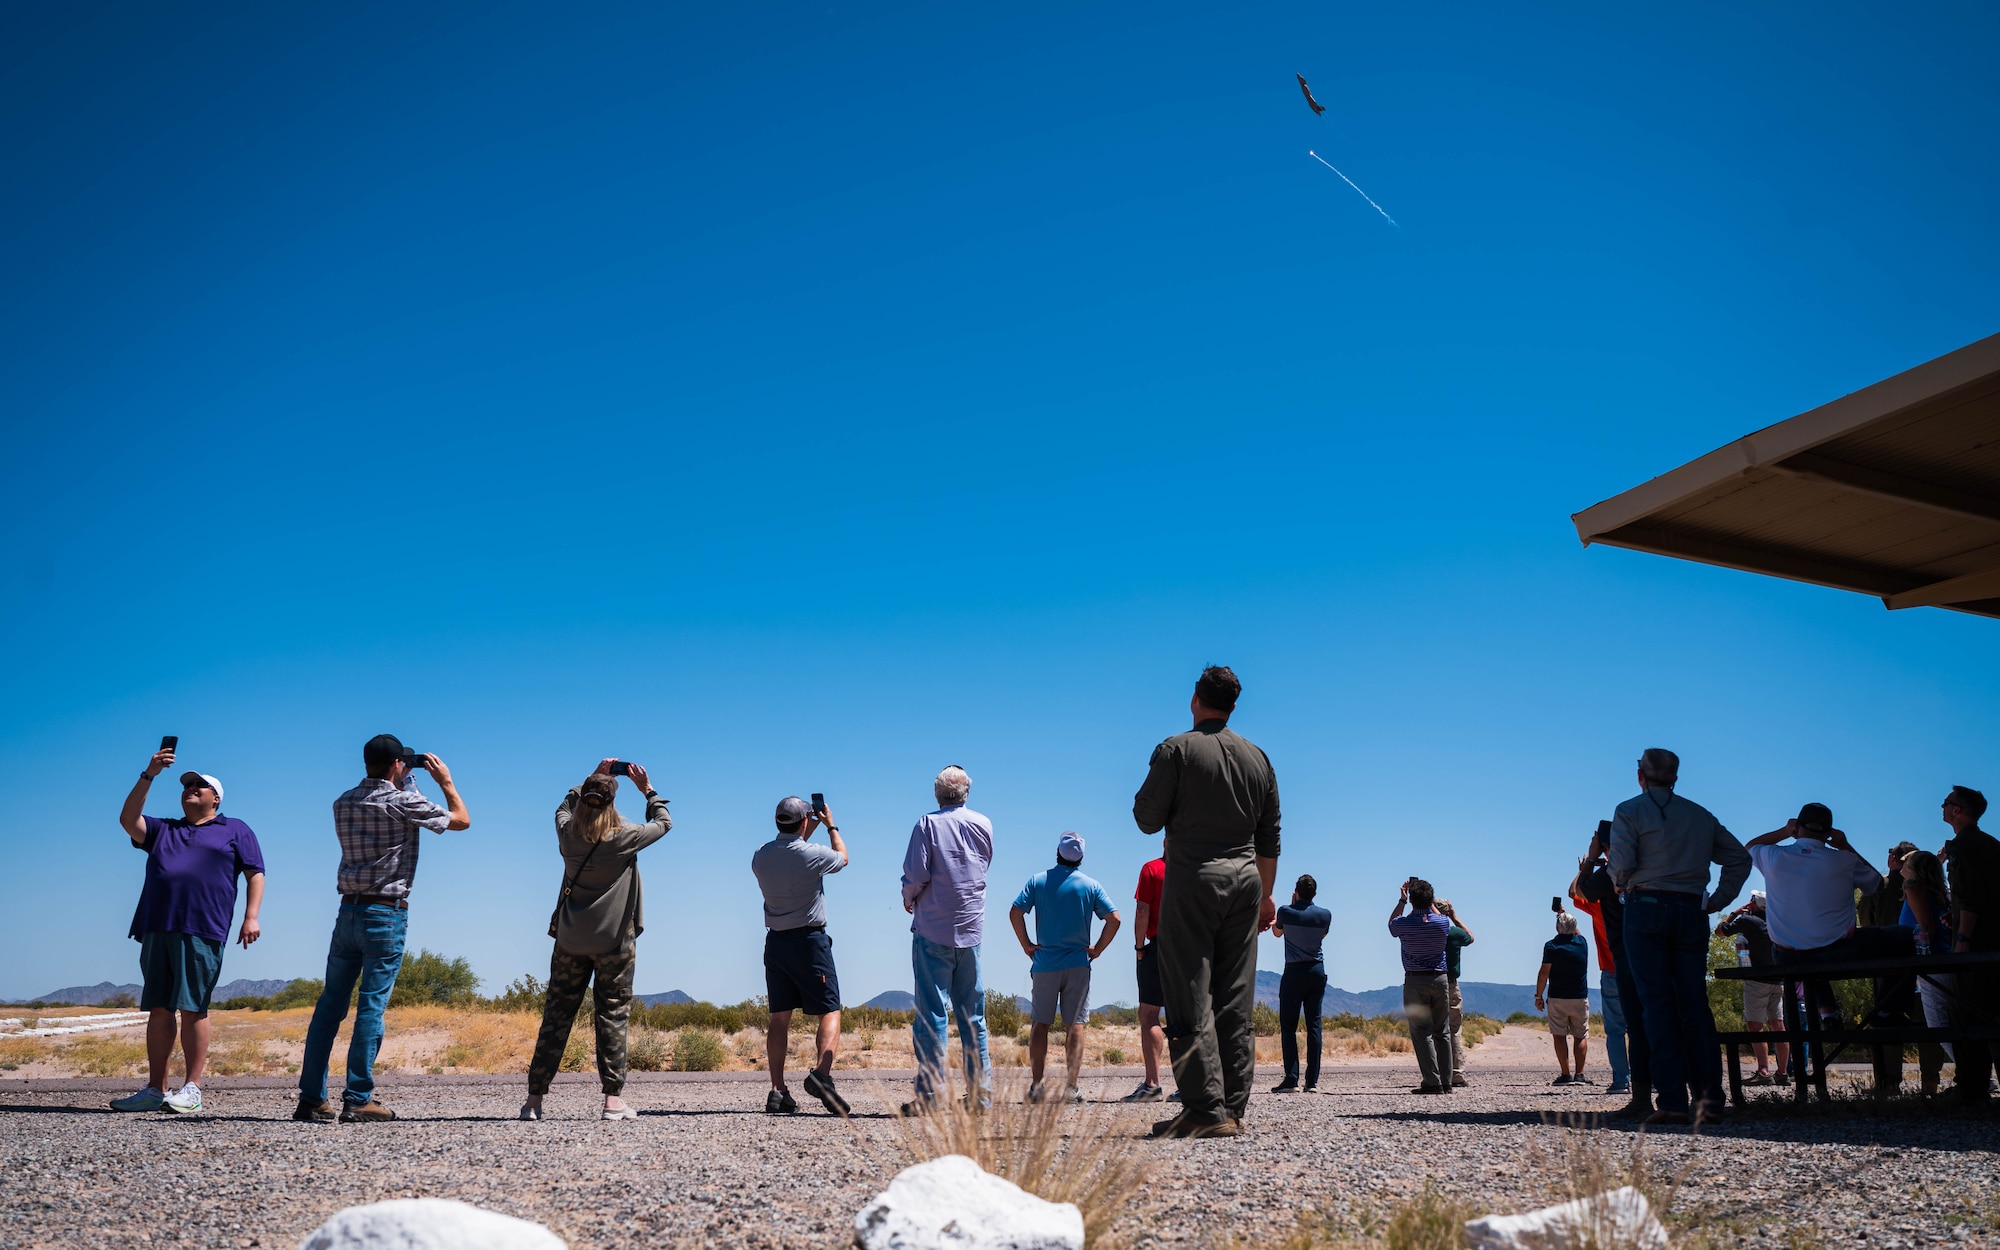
643,788,659,800
825,824,839,833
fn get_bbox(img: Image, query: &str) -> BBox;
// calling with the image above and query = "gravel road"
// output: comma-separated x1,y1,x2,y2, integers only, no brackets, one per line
2,1028,1994,1249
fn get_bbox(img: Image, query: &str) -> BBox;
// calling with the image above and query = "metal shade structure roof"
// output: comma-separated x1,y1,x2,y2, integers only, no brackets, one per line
1572,332,2000,619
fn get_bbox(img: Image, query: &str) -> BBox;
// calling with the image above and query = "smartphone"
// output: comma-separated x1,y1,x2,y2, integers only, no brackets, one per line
1551,895,1564,913
610,761,631,777
160,735,178,752
400,751,428,771
810,792,826,818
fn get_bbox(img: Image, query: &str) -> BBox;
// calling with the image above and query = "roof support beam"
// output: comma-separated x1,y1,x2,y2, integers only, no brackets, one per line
1771,451,2000,526
1884,560,2000,610
1594,523,1923,597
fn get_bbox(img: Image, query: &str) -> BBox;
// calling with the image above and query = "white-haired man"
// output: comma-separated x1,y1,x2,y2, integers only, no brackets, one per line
1535,911,1591,1086
900,765,995,1113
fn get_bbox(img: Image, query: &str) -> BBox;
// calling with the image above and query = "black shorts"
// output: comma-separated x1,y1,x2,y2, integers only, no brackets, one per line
765,927,841,1016
1136,939,1164,1008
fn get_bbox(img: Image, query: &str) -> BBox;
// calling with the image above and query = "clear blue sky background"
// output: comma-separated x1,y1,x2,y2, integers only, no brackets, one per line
3,2,1995,1006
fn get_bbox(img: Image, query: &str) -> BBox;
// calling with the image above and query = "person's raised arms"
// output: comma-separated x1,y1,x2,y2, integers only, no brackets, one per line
121,747,175,844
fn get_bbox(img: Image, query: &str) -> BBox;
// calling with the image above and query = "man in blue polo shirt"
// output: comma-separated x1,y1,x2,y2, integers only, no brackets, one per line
1270,874,1332,1093
1009,832,1121,1103
112,742,266,1115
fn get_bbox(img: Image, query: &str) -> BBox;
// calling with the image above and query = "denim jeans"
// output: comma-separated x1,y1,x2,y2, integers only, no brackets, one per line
299,901,409,1106
1622,891,1722,1114
1279,961,1327,1086
1599,976,1630,1086
1612,944,1650,1090
911,936,991,1105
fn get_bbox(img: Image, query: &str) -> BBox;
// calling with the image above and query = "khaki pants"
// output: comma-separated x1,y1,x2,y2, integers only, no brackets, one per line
1447,975,1466,1073
1157,853,1261,1121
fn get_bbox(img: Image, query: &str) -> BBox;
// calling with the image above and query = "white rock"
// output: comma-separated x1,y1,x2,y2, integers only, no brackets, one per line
854,1154,1085,1250
1463,1186,1669,1250
297,1198,567,1250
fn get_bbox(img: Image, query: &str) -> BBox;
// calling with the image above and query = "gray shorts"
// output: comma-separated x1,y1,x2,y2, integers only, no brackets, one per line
1030,966,1091,1026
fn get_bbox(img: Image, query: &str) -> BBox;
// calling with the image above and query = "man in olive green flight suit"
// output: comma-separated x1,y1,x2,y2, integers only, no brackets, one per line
1133,665,1281,1139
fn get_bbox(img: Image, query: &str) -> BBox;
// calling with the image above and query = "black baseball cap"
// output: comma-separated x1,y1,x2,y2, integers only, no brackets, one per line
1797,802,1833,833
363,734,406,771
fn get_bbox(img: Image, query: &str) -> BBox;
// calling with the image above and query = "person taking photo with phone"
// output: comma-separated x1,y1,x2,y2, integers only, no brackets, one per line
295,734,470,1124
110,742,266,1114
521,759,671,1121
749,794,849,1117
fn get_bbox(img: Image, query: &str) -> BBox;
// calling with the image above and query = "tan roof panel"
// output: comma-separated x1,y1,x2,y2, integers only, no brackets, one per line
1572,333,2000,619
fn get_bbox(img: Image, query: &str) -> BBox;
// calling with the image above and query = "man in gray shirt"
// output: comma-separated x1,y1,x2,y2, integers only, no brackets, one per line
1133,665,1281,1139
1608,747,1750,1126
750,795,850,1116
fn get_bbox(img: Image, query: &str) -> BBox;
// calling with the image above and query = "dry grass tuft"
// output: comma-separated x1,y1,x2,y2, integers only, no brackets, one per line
869,1070,1162,1247
0,1036,53,1069
432,1010,541,1072
1217,1183,1478,1250
57,1036,148,1077
1523,1112,1689,1249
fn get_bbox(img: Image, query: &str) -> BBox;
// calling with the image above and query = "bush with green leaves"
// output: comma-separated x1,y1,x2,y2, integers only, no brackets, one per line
631,1000,746,1034
1250,1002,1280,1036
388,950,480,1007
844,1004,916,1031
674,1027,726,1072
485,974,546,1013
984,989,1024,1038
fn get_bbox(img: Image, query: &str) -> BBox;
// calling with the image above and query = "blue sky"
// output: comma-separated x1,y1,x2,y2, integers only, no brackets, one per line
3,2,1995,1006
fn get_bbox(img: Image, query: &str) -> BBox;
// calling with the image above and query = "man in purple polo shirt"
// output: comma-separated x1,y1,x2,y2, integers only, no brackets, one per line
899,764,995,1114
1388,876,1454,1094
111,743,266,1114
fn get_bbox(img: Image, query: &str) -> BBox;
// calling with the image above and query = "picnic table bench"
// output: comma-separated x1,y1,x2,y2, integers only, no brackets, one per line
1713,950,2000,1105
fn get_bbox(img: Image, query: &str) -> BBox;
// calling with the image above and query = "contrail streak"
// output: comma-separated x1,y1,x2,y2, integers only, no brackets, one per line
1308,150,1398,227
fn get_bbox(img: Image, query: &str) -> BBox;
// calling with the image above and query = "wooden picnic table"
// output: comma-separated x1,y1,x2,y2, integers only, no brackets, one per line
1713,950,2000,1105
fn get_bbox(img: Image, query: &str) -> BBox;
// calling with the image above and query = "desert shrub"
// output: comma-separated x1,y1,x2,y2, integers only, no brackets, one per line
632,1000,746,1034
845,1004,916,1031
207,1040,280,1076
1460,1013,1505,1047
486,974,546,1014
674,1028,725,1072
1090,1004,1139,1027
101,992,137,1008
61,1037,148,1076
1382,1181,1479,1250
390,950,481,1007
214,995,269,1011
984,990,1024,1038
629,1029,670,1072
1251,1002,1281,1036
269,978,325,1010
1102,1046,1127,1064
0,1036,52,1069
735,996,771,1032
1507,1010,1540,1024
559,1022,590,1072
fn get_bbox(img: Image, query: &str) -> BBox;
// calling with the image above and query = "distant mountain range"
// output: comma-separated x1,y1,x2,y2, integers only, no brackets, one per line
6,978,297,1006
635,990,693,1006
1252,970,1601,1019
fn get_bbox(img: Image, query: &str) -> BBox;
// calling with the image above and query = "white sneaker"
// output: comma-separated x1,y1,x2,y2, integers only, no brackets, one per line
110,1087,166,1112
164,1084,203,1114
519,1102,542,1121
601,1104,637,1120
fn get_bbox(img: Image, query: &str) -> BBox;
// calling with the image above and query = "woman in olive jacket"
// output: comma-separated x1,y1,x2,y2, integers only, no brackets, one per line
521,759,671,1120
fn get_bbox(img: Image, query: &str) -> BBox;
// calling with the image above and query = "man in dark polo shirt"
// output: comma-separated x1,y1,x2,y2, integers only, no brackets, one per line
1940,785,1999,1106
112,743,266,1115
295,734,470,1124
1133,665,1281,1139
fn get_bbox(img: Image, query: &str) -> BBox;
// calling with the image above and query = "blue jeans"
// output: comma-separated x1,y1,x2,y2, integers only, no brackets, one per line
1622,891,1722,1114
1279,961,1327,1086
299,902,409,1106
1599,976,1630,1086
911,935,991,1105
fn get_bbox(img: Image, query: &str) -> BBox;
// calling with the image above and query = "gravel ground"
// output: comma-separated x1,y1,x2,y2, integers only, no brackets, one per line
1,1028,1995,1249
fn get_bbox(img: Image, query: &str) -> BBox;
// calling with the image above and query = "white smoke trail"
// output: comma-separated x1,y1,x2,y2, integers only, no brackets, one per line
1308,150,1398,227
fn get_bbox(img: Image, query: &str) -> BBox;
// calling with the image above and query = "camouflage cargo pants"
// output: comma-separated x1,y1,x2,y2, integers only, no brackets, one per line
528,942,636,1095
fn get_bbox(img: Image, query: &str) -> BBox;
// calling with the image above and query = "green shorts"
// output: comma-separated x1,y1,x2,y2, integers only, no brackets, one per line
138,931,225,1013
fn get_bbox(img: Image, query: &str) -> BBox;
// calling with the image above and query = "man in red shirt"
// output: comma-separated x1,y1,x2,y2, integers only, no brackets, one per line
1122,857,1168,1102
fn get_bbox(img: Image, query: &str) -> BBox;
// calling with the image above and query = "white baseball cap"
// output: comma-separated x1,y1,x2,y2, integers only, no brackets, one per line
178,771,224,804
1056,831,1085,864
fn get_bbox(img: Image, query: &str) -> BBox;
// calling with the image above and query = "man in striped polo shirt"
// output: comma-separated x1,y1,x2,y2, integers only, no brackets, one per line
1388,877,1454,1093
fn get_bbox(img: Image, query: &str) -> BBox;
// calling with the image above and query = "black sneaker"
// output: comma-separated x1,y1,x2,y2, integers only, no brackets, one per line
898,1097,935,1117
1551,1074,1574,1086
803,1069,850,1117
765,1087,798,1115
1269,1078,1299,1094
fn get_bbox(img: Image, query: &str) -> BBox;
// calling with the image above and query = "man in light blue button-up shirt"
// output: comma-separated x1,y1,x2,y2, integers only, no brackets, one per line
899,766,994,1112
1608,747,1749,1126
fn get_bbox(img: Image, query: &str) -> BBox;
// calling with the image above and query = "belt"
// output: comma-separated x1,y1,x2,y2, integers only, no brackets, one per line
1625,889,1701,900
769,923,826,935
340,893,409,910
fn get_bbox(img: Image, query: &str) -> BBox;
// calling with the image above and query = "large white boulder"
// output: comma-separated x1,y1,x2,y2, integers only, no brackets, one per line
298,1198,567,1250
1463,1186,1669,1250
854,1155,1085,1250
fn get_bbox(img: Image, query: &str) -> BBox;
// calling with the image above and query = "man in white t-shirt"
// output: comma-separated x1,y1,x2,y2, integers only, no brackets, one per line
1743,803,1879,954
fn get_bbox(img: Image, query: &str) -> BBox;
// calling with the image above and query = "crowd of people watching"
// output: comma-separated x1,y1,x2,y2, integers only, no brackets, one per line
99,687,1995,1132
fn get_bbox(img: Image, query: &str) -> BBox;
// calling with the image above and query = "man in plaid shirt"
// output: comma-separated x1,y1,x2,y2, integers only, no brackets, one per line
295,733,471,1124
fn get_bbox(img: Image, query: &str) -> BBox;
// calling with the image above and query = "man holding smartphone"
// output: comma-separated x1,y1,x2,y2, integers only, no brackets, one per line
110,741,266,1114
750,794,850,1117
295,733,470,1124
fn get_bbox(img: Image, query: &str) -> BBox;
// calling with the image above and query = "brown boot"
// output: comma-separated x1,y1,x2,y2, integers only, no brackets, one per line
292,1097,337,1123
338,1100,397,1123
